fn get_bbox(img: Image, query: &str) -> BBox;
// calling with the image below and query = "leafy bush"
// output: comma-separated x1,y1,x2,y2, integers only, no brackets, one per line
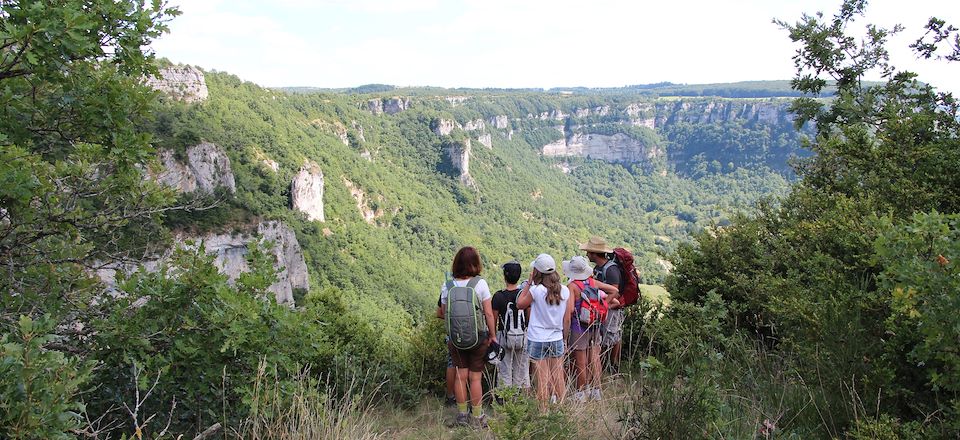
0,316,92,440
489,389,574,440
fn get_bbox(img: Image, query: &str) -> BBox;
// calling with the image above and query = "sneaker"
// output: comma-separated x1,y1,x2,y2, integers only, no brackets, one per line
574,390,586,402
444,396,456,407
549,394,558,404
454,413,470,427
472,413,488,429
591,387,602,401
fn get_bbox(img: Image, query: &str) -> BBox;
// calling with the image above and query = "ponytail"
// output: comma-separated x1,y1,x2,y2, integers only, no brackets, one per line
535,271,562,305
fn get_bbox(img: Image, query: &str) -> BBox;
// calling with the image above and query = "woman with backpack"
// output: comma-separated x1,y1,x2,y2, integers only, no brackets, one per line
563,255,619,402
437,246,498,428
517,253,573,410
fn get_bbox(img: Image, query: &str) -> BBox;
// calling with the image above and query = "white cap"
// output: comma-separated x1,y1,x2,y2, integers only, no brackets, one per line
530,253,556,274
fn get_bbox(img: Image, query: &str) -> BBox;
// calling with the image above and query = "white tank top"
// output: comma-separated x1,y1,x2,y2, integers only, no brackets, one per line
526,284,570,342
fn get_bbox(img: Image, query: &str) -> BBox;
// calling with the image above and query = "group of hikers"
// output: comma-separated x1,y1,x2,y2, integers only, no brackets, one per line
436,236,639,428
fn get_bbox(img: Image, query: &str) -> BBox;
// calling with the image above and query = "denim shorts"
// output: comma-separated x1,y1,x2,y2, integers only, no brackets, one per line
527,339,564,361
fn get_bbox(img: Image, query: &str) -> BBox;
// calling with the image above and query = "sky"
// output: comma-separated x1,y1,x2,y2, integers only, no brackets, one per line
151,0,960,93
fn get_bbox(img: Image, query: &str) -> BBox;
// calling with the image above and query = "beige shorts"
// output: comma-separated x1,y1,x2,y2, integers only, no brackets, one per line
601,308,624,346
569,327,601,351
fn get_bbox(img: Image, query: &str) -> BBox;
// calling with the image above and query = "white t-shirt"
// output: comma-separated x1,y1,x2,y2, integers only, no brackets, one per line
526,284,570,343
439,277,492,305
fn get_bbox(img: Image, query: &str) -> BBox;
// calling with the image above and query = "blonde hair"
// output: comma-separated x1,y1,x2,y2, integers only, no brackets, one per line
534,271,562,305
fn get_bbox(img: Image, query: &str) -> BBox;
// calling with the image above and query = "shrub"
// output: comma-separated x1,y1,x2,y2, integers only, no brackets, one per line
0,316,92,440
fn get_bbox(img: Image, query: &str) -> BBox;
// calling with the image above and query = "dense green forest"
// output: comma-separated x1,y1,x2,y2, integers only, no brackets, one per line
2,0,959,438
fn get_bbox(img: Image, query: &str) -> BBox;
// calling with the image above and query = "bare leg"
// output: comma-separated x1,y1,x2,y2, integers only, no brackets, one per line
468,370,484,409
549,357,566,404
454,367,469,406
611,341,622,372
533,359,549,411
588,345,602,390
573,349,588,390
446,366,456,397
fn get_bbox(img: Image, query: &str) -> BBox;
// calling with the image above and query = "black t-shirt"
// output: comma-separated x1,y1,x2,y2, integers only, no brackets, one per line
595,260,622,291
491,288,523,332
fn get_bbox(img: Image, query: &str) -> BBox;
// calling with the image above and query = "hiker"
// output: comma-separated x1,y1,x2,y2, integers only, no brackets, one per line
436,293,457,407
563,255,619,402
492,260,530,395
437,246,497,428
517,253,573,410
581,236,625,373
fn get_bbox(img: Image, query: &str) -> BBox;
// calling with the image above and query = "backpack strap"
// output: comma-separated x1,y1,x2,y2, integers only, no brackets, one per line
466,276,481,289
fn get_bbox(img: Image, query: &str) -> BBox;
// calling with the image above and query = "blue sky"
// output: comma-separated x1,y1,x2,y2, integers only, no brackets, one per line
152,0,960,93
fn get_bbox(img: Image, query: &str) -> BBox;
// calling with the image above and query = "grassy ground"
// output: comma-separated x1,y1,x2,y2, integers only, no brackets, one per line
373,373,631,439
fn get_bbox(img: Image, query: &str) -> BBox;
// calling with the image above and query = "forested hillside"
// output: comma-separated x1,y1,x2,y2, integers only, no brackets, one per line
4,0,957,438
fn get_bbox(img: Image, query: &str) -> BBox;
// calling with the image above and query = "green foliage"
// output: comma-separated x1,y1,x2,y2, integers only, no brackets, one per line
874,213,960,415
0,316,92,440
489,389,575,440
665,1,960,436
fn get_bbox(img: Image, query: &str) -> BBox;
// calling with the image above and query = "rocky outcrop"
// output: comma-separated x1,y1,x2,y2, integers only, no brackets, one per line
574,106,611,118
351,121,366,142
97,221,308,305
157,142,236,194
490,115,510,129
542,132,662,163
478,133,492,149
433,118,459,136
445,96,471,106
447,139,475,187
529,109,567,121
144,65,209,103
343,177,384,224
291,162,324,222
368,97,411,115
655,100,790,126
463,119,485,131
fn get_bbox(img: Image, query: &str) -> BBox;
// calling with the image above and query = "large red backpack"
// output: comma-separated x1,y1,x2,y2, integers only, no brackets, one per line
612,248,641,307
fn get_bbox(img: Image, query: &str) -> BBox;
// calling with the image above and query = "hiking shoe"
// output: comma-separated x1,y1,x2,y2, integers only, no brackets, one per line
472,413,488,429
591,387,602,401
549,394,558,404
454,412,470,427
444,396,456,407
574,390,586,403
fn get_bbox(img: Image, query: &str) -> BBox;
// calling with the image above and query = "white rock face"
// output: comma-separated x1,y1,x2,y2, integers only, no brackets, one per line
478,133,493,149
188,142,236,193
542,132,662,162
433,118,459,136
291,162,325,222
655,100,789,126
463,118,485,131
352,121,366,142
157,142,236,194
490,115,510,129
445,96,471,106
144,66,209,103
448,139,474,186
343,177,384,224
368,97,411,115
96,221,308,306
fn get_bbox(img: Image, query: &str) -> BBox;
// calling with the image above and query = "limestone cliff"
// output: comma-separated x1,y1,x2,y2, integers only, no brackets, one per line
433,118,459,136
343,177,385,224
654,100,791,126
542,132,662,163
447,139,475,187
144,65,209,103
157,142,236,194
291,162,325,222
368,97,412,115
478,133,493,149
97,221,308,305
489,115,510,129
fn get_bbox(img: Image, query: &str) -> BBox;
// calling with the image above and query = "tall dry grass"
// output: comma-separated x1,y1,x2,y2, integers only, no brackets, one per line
235,359,386,440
